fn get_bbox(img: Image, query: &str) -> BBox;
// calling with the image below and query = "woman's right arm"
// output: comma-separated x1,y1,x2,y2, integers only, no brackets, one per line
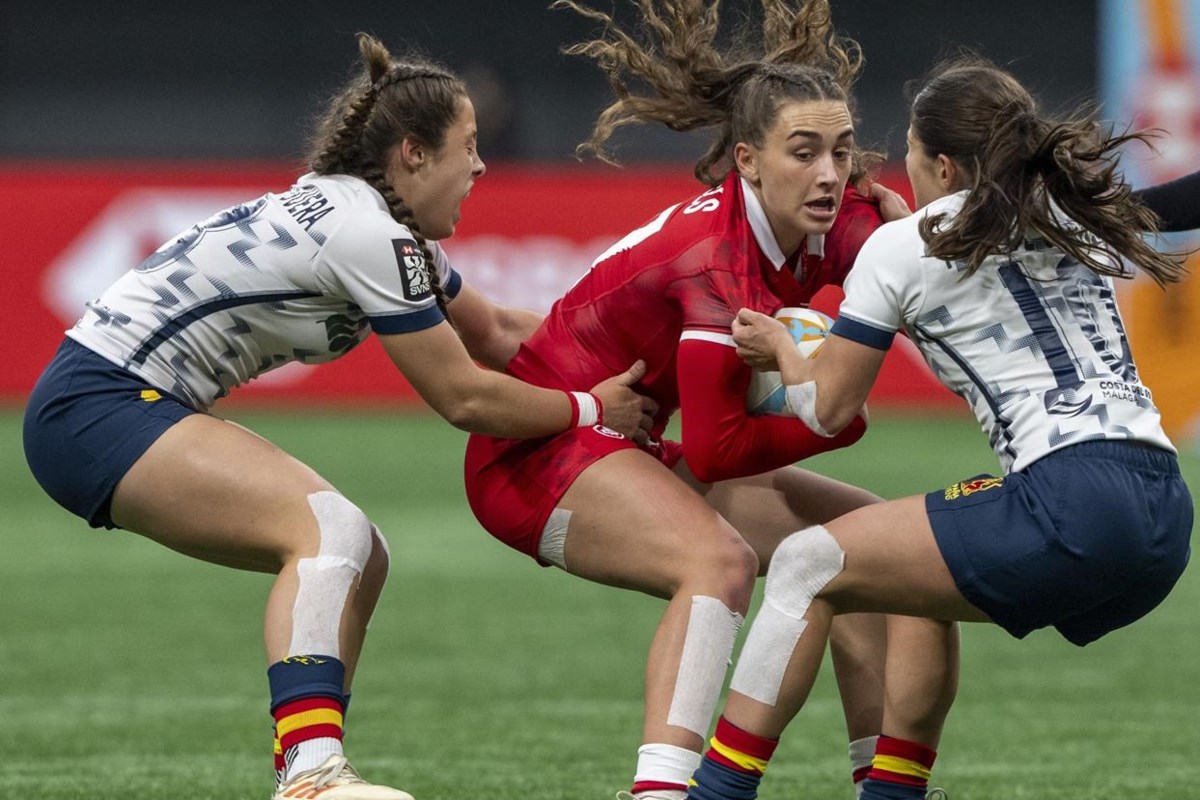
1132,169,1200,232
378,322,652,440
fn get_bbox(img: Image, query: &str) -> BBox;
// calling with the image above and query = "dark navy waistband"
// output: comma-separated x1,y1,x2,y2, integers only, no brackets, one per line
1045,439,1180,475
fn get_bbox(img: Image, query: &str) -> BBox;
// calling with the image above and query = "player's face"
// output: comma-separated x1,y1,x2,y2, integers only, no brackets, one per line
735,98,854,257
905,125,946,209
392,96,486,240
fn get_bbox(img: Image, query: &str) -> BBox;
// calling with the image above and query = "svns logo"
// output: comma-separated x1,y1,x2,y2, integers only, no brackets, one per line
943,476,1004,501
392,238,431,301
281,656,328,666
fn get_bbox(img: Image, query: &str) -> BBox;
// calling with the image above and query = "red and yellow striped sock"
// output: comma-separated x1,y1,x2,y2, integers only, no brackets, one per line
688,716,780,799
273,695,345,772
864,735,936,795
273,725,286,787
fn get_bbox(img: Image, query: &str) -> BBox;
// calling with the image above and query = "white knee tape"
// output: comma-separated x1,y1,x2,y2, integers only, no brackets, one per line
666,595,745,737
729,526,843,705
289,491,374,658
370,522,390,561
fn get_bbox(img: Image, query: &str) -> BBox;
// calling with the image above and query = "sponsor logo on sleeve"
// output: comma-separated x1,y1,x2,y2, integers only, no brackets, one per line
392,239,432,302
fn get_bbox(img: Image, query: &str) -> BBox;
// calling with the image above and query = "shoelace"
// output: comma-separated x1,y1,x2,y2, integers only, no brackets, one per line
284,755,367,792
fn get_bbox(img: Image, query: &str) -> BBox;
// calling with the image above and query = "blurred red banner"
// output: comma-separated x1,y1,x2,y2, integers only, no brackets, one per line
1,161,954,409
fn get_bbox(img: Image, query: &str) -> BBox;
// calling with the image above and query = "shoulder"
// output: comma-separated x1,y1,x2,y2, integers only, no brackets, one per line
593,196,730,272
860,192,964,261
307,175,415,250
820,185,885,281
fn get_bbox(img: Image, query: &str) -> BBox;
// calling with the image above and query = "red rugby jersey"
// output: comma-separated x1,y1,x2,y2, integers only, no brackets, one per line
505,171,881,482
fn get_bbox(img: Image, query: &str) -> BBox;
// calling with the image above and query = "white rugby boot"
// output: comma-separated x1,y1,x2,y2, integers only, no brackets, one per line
614,791,688,800
272,754,415,799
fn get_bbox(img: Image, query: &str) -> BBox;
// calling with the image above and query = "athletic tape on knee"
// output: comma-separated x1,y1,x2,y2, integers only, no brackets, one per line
289,492,373,658
729,526,843,706
666,595,744,737
369,522,390,561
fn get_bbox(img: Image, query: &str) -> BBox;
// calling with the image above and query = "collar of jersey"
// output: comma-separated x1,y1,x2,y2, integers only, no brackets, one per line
740,177,824,271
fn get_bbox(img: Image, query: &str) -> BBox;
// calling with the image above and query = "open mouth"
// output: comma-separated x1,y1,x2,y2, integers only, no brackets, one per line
806,197,836,212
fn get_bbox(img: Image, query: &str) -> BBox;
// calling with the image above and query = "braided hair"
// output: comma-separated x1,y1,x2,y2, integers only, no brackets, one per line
554,0,877,186
307,33,466,317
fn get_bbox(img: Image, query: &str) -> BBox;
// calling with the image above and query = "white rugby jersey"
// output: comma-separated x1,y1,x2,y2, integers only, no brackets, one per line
67,173,460,411
833,191,1174,473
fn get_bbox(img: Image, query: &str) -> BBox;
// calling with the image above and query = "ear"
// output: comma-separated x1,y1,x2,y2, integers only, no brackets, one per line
398,136,426,171
936,154,961,192
733,141,760,184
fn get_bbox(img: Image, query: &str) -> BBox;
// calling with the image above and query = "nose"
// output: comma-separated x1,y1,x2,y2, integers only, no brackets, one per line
473,153,487,178
815,152,838,187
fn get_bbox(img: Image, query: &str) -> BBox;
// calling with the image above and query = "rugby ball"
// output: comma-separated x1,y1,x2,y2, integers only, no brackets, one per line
745,307,834,416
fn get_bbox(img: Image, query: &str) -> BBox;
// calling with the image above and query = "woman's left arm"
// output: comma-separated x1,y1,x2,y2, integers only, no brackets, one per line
446,282,544,371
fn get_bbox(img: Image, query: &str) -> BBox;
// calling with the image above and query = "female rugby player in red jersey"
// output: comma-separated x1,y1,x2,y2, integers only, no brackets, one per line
463,2,908,797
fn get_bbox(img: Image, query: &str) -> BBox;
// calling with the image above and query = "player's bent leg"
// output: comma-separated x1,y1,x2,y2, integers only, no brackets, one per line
818,496,990,620
690,554,840,800
682,462,889,790
557,449,760,797
110,414,405,795
690,500,981,800
854,616,957,800
821,503,974,800
879,615,958,748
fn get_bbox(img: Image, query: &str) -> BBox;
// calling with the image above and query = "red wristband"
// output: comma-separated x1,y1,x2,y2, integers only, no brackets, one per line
564,390,581,428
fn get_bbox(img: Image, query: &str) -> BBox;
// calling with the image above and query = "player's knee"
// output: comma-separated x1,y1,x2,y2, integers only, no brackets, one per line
288,492,374,658
687,525,759,609
304,491,374,574
361,523,391,590
764,525,845,617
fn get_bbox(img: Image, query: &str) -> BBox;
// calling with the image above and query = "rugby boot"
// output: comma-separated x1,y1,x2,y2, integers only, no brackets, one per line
273,754,415,800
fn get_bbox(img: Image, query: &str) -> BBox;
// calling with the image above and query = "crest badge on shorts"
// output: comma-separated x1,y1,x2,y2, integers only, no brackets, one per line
392,238,432,301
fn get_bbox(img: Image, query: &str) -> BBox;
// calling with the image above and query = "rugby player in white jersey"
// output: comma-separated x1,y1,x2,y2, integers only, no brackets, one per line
684,55,1193,800
23,34,653,800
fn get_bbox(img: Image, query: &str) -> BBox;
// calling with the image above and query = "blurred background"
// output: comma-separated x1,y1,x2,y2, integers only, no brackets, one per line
1,0,1198,439
0,0,1105,162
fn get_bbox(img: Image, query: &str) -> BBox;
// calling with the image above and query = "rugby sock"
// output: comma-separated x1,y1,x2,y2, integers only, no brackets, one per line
849,735,879,797
274,692,350,787
630,742,700,797
687,716,779,800
859,735,937,800
273,726,286,787
268,655,348,779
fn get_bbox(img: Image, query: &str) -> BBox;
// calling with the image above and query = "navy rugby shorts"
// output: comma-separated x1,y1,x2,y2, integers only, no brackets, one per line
23,338,198,529
927,439,1192,646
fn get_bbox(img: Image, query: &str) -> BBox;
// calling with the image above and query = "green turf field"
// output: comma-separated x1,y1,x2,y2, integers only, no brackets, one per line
1,408,1196,800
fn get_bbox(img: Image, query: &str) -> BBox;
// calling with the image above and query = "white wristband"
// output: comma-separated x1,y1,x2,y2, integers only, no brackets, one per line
570,391,600,427
784,381,833,437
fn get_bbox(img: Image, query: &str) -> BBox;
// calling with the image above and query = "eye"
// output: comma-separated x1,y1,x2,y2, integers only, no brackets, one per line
834,148,852,161
793,150,815,162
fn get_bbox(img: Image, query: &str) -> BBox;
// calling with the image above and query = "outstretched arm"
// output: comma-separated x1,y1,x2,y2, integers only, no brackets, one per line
379,322,652,440
1133,169,1200,232
446,282,543,371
